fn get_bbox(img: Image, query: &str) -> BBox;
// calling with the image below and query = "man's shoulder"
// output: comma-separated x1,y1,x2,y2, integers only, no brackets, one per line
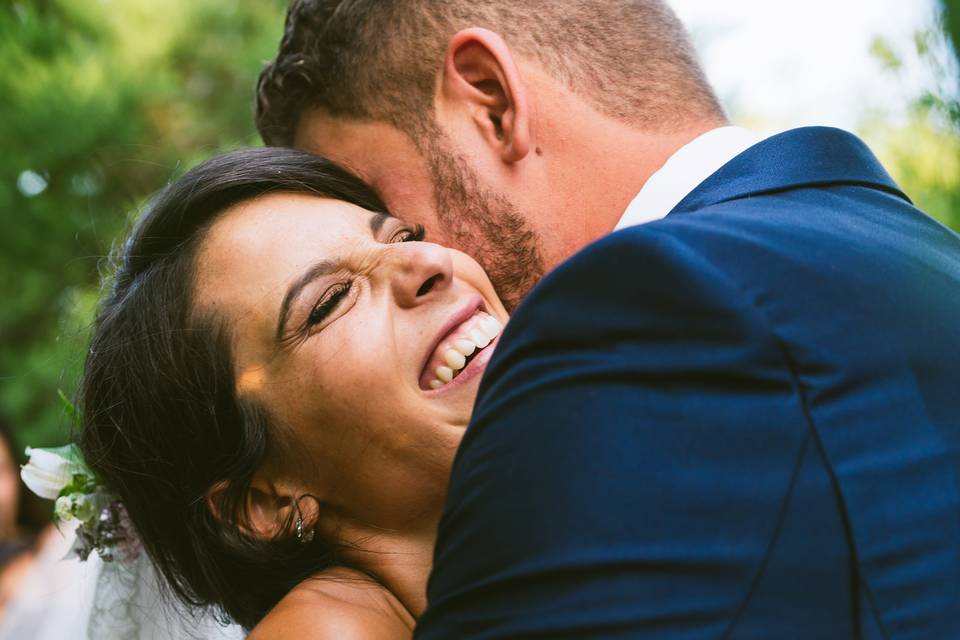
538,198,796,297
515,217,752,324
493,217,777,377
505,182,948,362
529,173,944,317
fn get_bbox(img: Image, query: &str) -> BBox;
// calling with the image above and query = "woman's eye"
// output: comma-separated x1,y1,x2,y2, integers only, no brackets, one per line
307,281,352,328
391,224,426,243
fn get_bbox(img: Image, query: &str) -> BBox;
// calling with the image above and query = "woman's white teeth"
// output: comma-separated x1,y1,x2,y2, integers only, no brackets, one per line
480,316,503,338
453,339,476,357
428,313,505,389
468,328,492,349
444,348,466,370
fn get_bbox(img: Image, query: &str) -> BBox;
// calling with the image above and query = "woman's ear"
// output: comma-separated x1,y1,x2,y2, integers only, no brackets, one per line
440,27,531,164
206,476,313,541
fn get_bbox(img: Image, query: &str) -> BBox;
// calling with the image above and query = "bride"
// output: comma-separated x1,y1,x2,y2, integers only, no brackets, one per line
78,147,509,638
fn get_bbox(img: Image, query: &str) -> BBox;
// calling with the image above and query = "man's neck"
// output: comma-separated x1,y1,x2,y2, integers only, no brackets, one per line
545,124,719,271
584,123,720,236
526,71,726,269
615,126,763,231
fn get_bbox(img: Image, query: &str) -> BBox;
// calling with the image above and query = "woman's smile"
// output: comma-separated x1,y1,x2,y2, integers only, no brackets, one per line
418,294,503,392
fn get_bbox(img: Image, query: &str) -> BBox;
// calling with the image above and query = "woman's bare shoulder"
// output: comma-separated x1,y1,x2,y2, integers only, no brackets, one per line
248,567,413,640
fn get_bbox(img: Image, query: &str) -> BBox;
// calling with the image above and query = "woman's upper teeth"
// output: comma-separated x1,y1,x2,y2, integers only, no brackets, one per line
427,313,502,389
468,327,492,349
453,339,476,357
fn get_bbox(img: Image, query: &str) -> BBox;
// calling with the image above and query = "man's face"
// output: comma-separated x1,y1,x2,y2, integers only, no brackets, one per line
295,111,544,310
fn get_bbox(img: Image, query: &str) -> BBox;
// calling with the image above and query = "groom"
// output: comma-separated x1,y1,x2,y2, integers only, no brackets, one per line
256,1,960,637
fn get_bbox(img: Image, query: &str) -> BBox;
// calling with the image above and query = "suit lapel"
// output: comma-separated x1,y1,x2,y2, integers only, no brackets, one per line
669,127,911,215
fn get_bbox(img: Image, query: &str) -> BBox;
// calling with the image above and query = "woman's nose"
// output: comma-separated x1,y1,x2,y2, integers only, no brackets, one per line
386,242,453,308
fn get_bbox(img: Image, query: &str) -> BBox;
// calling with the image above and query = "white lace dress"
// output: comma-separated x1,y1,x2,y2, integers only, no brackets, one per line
0,526,244,640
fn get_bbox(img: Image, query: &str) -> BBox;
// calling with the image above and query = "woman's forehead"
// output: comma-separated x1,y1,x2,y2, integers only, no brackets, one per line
192,194,375,328
197,194,384,280
211,193,374,245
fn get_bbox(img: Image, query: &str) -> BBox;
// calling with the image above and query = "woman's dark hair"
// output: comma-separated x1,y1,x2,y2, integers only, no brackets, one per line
78,147,388,629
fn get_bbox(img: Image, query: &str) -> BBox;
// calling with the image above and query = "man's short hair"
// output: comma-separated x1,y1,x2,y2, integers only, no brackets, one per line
256,0,724,147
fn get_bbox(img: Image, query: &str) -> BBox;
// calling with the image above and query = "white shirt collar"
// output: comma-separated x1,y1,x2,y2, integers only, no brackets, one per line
614,126,763,231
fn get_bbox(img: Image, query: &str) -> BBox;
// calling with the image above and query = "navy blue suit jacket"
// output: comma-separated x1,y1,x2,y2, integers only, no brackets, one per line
415,128,960,639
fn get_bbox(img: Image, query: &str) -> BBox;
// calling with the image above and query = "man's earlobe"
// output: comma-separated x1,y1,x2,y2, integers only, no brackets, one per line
442,28,531,163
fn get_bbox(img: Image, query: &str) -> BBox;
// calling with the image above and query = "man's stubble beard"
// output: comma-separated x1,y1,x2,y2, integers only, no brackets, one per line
423,135,545,312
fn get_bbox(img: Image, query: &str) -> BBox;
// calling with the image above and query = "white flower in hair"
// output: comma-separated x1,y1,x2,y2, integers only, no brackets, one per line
21,440,135,561
21,446,76,500
72,493,96,523
22,395,139,562
54,495,74,521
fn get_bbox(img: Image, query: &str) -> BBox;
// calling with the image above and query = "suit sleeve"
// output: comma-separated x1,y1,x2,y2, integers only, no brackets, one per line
415,226,814,639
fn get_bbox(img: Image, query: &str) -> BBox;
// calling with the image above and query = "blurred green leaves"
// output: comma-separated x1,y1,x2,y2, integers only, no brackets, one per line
945,0,960,58
1,0,287,448
865,7,960,231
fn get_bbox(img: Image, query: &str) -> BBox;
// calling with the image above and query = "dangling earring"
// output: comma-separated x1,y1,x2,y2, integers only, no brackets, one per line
294,504,315,543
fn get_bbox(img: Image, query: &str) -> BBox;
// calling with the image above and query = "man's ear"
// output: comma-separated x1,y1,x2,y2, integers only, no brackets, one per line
440,27,531,164
206,475,313,541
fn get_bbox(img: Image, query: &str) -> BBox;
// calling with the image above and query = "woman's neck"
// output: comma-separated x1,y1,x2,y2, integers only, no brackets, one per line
343,520,438,621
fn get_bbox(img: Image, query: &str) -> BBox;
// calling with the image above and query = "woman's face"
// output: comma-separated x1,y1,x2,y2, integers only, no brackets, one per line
193,193,508,532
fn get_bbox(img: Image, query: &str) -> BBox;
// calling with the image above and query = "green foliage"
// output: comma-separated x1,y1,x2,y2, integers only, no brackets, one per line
870,37,903,73
56,388,78,426
945,0,960,59
0,0,288,449
865,17,960,232
866,114,960,230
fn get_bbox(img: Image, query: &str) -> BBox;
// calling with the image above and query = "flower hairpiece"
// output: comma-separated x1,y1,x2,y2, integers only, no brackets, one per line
19,394,139,562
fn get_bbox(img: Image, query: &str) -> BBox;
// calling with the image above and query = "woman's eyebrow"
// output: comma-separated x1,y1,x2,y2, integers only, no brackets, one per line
276,259,339,340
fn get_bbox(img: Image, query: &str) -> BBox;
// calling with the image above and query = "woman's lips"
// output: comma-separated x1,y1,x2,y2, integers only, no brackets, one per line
419,300,503,391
